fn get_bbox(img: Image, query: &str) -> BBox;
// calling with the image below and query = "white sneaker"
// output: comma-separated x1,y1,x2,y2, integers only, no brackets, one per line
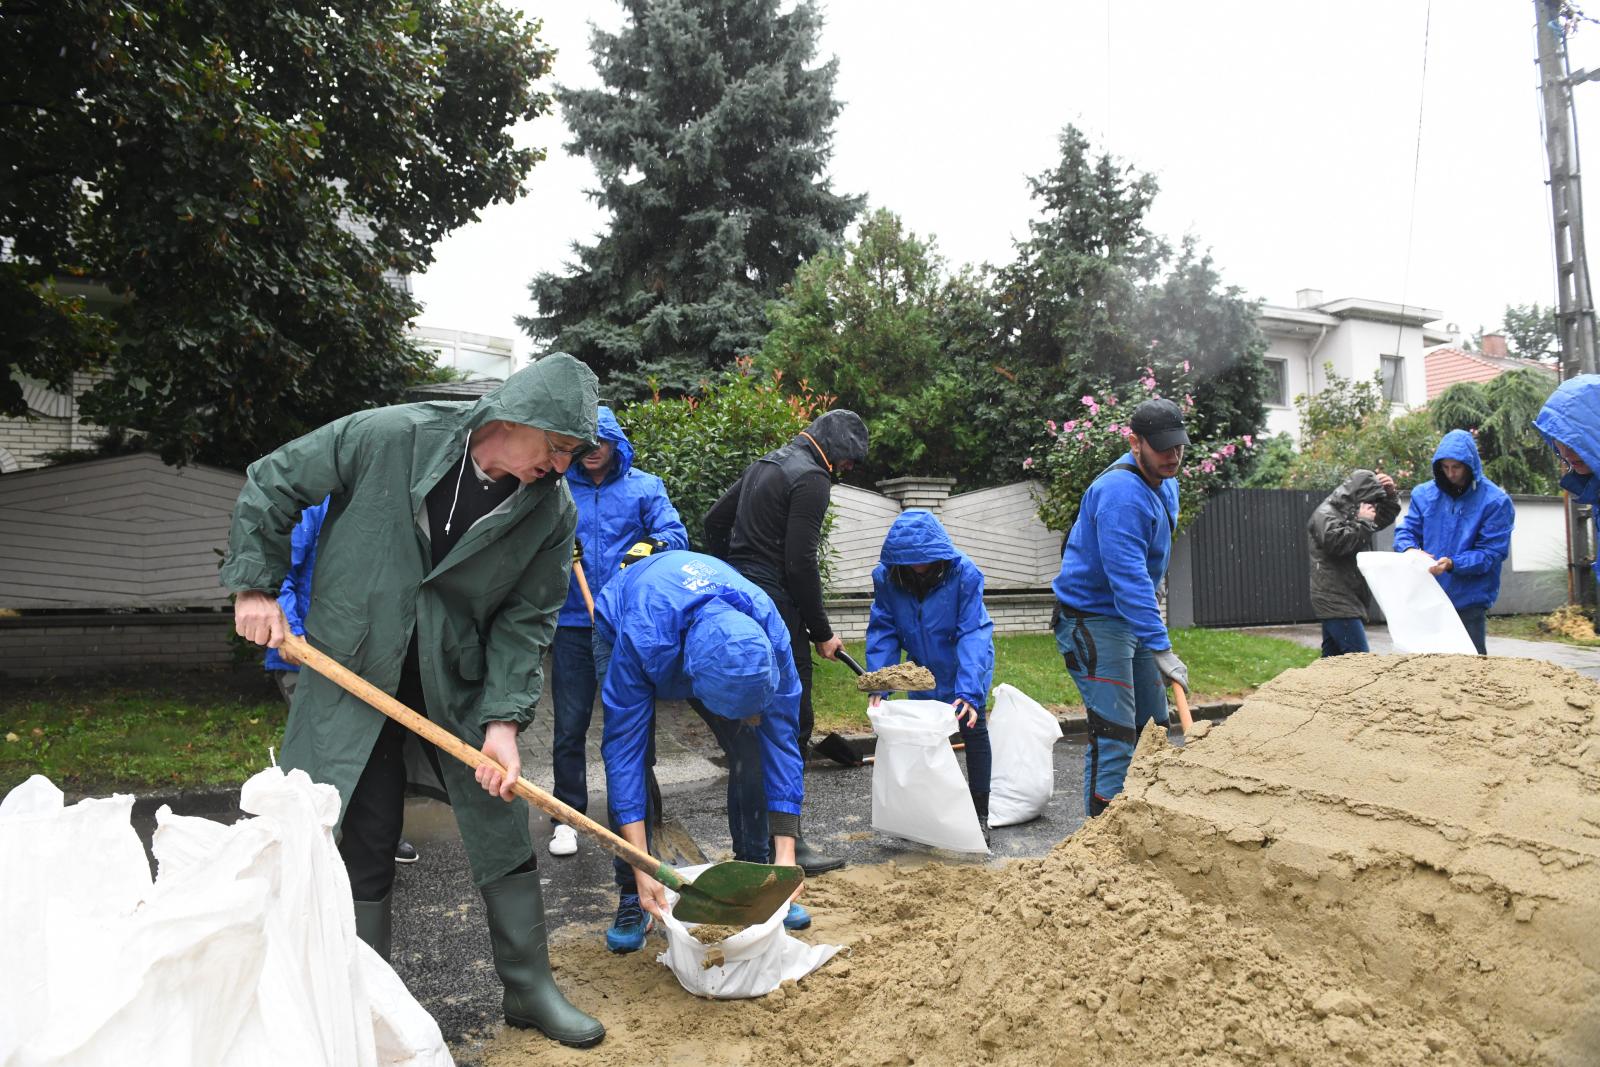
548,824,578,857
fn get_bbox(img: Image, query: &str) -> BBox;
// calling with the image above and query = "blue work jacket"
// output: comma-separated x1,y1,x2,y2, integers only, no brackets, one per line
558,406,688,627
865,510,995,708
1393,430,1514,610
594,551,802,828
1534,373,1600,587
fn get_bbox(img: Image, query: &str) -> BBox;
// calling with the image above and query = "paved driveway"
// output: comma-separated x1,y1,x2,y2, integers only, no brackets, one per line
1240,622,1600,681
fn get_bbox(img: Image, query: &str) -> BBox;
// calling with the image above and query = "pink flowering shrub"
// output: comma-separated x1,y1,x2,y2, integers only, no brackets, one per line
1029,366,1256,532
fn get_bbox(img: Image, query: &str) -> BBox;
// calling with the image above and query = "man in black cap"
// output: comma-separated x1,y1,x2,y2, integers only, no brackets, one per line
1049,398,1191,817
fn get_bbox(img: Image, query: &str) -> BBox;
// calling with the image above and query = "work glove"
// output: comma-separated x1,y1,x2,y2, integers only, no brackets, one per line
572,536,584,564
1153,649,1189,695
619,537,669,568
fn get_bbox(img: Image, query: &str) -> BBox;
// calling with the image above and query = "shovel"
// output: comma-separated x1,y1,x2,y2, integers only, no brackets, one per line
1168,682,1195,746
281,633,801,925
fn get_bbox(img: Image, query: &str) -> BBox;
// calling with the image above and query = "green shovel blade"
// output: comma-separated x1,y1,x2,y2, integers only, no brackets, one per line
670,860,805,925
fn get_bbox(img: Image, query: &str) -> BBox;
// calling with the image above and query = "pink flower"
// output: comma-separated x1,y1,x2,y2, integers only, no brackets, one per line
1140,376,1157,391
1220,443,1237,458
1062,419,1077,432
1080,394,1094,406
1242,434,1254,448
1201,459,1216,474
1022,456,1035,470
1183,393,1195,409
1076,432,1087,442
1046,419,1058,434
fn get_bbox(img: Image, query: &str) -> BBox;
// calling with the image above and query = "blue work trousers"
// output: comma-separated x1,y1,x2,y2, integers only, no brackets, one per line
1320,618,1369,657
1053,612,1167,816
1456,606,1488,656
549,625,597,815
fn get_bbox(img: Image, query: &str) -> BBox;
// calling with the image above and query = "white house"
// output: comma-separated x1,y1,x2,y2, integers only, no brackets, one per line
410,326,519,381
1257,289,1452,440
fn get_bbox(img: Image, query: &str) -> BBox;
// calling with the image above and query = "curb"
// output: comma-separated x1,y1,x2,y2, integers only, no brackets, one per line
807,700,1242,765
63,787,243,819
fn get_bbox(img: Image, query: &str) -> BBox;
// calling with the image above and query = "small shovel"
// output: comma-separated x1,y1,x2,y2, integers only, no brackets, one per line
281,633,801,925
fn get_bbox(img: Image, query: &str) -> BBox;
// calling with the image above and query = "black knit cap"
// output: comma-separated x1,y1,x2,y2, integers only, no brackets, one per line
1129,398,1190,451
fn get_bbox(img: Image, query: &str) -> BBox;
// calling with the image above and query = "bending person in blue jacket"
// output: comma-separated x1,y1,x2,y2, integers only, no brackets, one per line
1534,373,1600,600
263,498,420,865
547,406,687,859
1393,429,1514,654
865,510,996,839
1052,399,1190,817
594,550,807,953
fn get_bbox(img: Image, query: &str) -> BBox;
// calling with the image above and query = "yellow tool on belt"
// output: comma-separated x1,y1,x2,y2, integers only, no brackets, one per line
620,538,669,568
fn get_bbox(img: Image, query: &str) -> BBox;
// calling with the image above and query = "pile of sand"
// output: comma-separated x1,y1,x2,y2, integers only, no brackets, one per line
488,655,1600,1066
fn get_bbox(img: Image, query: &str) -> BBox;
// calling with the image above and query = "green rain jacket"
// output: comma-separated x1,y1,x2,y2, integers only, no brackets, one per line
220,354,599,884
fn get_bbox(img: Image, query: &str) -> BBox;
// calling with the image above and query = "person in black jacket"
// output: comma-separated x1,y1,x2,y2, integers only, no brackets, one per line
1307,469,1400,656
704,409,869,875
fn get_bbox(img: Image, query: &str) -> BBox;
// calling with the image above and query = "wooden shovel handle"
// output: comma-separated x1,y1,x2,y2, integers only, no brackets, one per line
279,633,683,891
572,559,595,621
1171,683,1194,735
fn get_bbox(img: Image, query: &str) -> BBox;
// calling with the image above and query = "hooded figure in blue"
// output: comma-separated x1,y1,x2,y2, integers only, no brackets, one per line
1533,373,1600,593
546,406,687,859
865,511,996,829
592,550,806,950
1393,429,1514,654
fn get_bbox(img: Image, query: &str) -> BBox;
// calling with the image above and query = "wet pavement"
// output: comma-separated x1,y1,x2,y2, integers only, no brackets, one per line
1241,622,1600,681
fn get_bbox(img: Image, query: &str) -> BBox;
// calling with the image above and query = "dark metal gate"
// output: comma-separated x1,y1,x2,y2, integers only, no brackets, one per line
1188,488,1324,626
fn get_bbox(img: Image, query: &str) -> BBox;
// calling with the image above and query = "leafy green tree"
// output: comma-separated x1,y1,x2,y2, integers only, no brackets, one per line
1294,365,1386,442
1281,408,1438,491
1240,432,1296,488
617,359,830,548
3,0,554,469
523,0,861,400
1430,369,1561,493
1499,303,1559,362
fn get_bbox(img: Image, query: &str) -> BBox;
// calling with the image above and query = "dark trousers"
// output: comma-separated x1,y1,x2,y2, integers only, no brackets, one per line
1457,606,1488,655
549,625,597,814
754,582,815,750
1320,618,1370,657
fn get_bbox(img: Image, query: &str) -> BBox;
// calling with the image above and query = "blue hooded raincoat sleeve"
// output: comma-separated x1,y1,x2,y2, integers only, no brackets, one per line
559,406,689,627
595,552,802,828
1392,430,1514,610
263,498,329,672
1534,374,1600,586
866,511,995,707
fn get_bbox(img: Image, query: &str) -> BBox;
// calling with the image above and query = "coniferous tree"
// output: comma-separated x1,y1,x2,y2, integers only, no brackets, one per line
522,0,861,399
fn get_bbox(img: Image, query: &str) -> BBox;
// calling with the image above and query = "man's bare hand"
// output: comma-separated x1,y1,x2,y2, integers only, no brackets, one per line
234,590,288,649
815,635,843,661
476,721,522,801
1428,557,1453,576
1375,473,1397,496
1357,502,1377,522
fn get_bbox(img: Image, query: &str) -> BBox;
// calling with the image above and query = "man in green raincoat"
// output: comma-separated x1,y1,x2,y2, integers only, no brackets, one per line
222,353,605,1049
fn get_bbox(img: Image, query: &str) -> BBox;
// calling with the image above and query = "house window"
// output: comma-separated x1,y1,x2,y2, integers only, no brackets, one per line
1380,355,1406,403
1264,358,1289,407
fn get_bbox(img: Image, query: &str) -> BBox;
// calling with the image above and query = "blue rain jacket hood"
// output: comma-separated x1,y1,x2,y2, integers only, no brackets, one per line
593,551,803,828
866,511,995,708
1534,373,1600,585
1393,430,1514,610
559,406,688,626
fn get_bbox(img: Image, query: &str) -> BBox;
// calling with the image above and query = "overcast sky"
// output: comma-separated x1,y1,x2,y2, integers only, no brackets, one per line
411,0,1600,363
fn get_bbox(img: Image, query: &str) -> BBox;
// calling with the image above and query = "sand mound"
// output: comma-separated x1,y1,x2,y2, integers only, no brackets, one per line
487,655,1600,1067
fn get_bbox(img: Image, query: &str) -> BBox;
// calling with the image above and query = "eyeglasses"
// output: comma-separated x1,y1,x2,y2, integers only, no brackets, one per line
542,428,593,460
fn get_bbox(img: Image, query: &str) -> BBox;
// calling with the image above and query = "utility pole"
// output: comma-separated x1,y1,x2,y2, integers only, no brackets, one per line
1534,0,1598,608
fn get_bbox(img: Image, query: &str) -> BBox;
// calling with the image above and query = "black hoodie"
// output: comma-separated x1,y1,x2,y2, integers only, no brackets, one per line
704,410,869,642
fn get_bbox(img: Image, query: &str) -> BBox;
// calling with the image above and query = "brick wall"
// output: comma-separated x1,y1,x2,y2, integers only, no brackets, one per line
824,591,1056,641
0,614,237,678
0,372,107,470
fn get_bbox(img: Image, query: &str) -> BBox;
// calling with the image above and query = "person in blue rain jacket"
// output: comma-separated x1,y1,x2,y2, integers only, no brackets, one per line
592,550,806,952
865,510,996,837
546,406,687,859
1393,429,1514,654
1534,373,1600,597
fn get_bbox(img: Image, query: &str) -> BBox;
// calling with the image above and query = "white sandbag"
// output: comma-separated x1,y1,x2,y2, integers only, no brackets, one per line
0,767,451,1067
1356,551,1478,655
868,699,988,854
986,684,1060,827
656,864,840,1000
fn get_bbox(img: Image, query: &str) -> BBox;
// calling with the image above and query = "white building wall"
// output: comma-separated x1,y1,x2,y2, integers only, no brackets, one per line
411,326,518,380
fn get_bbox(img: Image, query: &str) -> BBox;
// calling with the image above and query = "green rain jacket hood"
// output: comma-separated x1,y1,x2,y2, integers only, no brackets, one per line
220,354,599,885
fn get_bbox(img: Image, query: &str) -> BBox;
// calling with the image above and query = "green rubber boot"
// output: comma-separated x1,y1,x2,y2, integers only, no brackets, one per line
353,890,392,963
479,870,605,1048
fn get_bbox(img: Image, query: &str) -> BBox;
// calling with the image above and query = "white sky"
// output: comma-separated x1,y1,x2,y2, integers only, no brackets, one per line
412,0,1600,364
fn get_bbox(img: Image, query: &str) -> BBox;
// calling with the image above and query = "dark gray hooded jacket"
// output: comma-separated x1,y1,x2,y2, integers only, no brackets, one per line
1307,469,1401,621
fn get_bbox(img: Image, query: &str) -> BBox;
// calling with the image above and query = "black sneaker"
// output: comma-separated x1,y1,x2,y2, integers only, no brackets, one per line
394,839,420,864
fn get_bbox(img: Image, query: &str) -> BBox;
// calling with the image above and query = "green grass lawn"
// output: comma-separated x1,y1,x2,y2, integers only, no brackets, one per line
0,668,287,795
812,627,1318,734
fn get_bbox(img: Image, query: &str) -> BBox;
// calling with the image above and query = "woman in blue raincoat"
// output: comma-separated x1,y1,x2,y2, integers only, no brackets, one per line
865,510,996,835
1534,373,1600,595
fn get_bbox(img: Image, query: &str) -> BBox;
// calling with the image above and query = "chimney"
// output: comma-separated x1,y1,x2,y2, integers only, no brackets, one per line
1296,288,1324,309
1481,333,1509,358
876,476,956,512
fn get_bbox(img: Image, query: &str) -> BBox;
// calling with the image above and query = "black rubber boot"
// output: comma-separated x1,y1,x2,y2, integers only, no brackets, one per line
479,870,605,1048
792,818,845,876
972,791,991,850
353,890,392,963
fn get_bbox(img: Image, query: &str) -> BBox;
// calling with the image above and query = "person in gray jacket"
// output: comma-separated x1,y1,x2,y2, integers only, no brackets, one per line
1307,469,1400,656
